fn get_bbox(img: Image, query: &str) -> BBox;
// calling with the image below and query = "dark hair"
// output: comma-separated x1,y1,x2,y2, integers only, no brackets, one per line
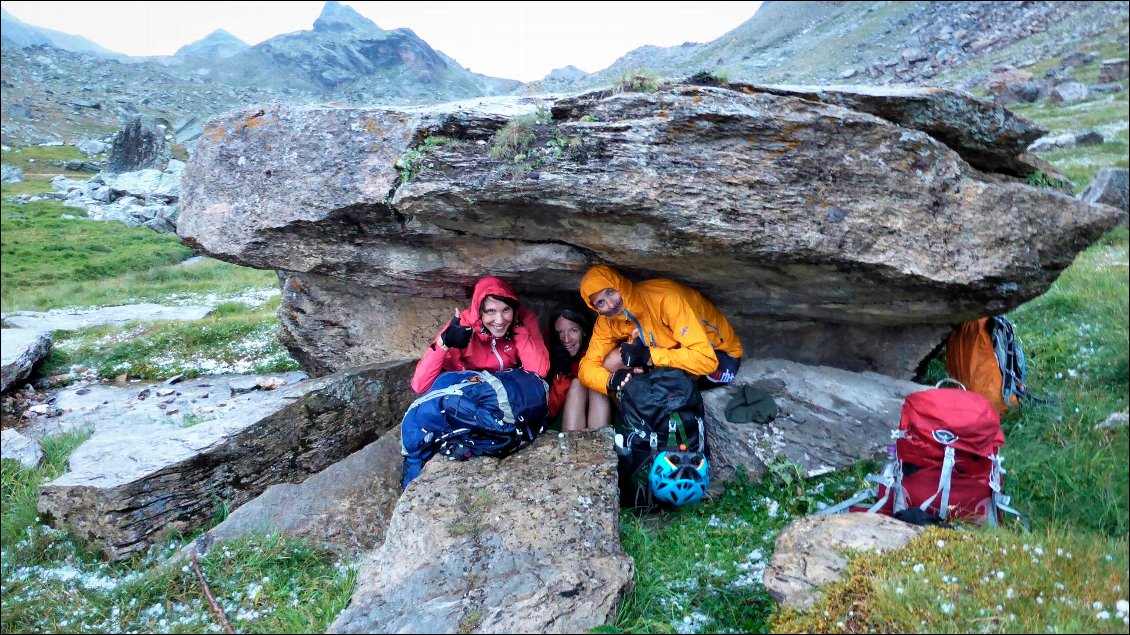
548,302,595,377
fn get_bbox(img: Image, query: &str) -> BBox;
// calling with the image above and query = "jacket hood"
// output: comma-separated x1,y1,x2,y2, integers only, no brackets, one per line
579,265,636,312
463,276,521,336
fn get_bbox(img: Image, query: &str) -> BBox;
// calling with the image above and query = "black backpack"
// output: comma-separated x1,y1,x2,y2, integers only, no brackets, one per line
615,368,708,509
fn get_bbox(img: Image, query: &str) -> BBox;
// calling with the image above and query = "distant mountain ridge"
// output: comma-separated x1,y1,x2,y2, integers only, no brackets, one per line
2,1,1127,147
0,8,127,60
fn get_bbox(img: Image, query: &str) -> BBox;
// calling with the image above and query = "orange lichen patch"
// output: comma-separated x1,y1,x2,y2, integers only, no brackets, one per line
363,117,384,137
657,110,670,119
206,126,226,142
693,96,704,105
233,109,278,135
741,86,755,95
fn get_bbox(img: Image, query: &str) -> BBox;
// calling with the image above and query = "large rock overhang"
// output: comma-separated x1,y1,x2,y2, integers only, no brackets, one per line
178,83,1120,378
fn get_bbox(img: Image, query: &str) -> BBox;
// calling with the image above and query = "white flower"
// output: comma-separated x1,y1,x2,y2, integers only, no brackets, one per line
913,563,925,573
940,602,955,614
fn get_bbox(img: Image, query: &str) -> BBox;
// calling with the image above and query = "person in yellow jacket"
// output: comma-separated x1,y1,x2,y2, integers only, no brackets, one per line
577,264,744,396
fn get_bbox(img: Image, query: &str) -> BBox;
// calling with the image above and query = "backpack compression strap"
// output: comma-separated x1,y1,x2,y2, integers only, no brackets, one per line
917,446,956,519
987,453,1028,528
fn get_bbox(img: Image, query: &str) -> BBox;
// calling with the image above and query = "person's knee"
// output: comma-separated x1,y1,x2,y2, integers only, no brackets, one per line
568,377,585,396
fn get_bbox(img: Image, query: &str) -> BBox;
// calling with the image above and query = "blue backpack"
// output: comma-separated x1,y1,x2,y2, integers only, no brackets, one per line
407,368,549,462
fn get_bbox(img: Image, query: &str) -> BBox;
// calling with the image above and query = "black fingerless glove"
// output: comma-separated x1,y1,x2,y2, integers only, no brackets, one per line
607,368,631,396
441,317,473,349
619,339,651,368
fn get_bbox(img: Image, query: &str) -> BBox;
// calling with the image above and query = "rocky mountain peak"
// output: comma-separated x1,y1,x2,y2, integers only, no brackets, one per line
173,29,249,63
312,1,384,35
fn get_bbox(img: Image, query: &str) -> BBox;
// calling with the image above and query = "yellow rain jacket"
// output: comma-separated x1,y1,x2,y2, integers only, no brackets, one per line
578,265,743,395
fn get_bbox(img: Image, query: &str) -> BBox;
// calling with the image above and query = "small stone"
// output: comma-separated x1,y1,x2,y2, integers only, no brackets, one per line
165,374,185,385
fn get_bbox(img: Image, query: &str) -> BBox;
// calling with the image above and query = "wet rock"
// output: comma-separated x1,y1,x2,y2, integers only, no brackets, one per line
764,514,923,610
1,303,211,332
1028,130,1104,153
328,429,632,634
1,428,44,469
178,431,403,562
1049,82,1088,103
1080,167,1129,226
105,114,171,174
1,163,24,183
1098,59,1129,83
180,86,1118,380
1,329,51,394
703,359,921,481
37,361,416,560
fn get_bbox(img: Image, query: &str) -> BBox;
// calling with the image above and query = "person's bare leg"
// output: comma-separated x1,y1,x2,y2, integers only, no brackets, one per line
586,388,611,430
561,378,588,432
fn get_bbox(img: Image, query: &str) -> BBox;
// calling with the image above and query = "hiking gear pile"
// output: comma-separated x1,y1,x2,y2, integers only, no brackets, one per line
945,316,1028,414
614,367,709,509
400,368,549,488
818,380,1024,527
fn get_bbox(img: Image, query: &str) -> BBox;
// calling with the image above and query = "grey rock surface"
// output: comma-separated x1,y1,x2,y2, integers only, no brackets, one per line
1,329,51,394
703,359,922,481
1080,167,1129,226
1098,59,1129,83
38,360,417,560
764,513,924,610
1,428,45,469
16,371,308,438
2,303,212,332
178,431,403,561
104,114,171,174
180,84,1119,380
328,429,633,634
1,163,23,183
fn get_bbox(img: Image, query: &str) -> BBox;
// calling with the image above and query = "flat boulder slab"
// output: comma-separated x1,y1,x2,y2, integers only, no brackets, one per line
763,513,924,611
703,359,922,480
1,328,51,394
328,429,633,634
178,431,404,562
17,371,308,438
179,83,1120,380
1,303,212,332
38,361,417,561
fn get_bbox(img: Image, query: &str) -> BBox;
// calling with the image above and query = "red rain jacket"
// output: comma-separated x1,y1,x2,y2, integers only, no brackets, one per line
411,277,549,394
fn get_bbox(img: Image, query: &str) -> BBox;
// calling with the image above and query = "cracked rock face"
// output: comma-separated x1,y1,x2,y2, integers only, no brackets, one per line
179,84,1120,378
327,429,632,634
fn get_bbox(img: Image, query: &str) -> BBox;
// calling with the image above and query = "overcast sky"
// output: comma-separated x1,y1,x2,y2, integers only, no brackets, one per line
2,1,763,82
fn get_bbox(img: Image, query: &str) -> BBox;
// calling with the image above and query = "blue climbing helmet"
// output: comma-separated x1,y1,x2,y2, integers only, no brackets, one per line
648,450,710,506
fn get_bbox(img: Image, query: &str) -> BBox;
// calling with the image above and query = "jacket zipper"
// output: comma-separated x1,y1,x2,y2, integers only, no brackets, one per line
490,338,504,370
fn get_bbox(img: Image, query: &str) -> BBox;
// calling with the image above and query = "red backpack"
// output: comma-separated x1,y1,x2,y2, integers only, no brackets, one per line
820,382,1025,526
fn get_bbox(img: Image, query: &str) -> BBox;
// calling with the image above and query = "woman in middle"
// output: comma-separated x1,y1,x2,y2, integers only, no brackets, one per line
411,276,550,394
547,302,611,431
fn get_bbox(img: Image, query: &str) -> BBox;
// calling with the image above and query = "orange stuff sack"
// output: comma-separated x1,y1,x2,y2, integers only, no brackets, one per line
946,318,1015,414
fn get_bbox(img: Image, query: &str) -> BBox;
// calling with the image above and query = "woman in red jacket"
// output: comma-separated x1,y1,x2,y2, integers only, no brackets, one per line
411,276,549,394
547,302,610,431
